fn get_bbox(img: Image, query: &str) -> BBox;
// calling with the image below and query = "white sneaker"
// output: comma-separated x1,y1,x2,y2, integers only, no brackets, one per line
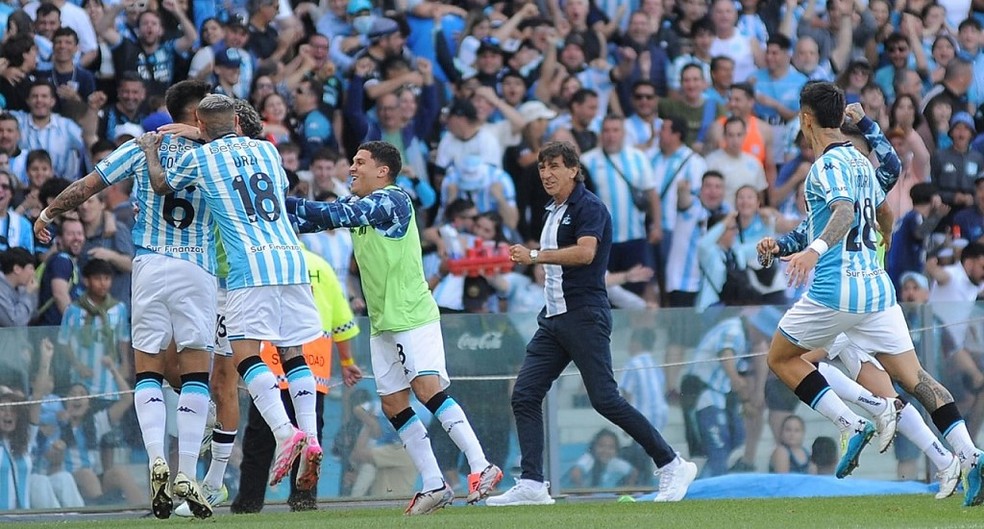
485,479,555,507
936,455,961,500
873,398,900,453
175,483,227,517
404,482,454,515
653,458,697,502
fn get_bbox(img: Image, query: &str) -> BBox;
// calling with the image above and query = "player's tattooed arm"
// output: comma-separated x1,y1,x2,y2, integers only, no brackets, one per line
817,200,855,247
135,133,172,195
45,173,108,218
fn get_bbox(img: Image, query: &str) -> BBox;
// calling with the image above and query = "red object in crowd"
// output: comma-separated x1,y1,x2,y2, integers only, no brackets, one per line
447,239,514,277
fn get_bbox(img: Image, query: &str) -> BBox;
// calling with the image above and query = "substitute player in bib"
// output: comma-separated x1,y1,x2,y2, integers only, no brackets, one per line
33,80,218,519
758,82,984,506
286,141,503,516
137,94,324,493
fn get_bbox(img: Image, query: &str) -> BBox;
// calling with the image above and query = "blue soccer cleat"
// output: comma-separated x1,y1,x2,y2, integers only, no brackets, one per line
836,421,875,479
963,452,984,507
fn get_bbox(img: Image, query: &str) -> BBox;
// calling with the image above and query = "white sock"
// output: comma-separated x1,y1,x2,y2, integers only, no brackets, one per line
817,362,888,415
658,456,681,472
434,397,490,473
203,429,237,490
241,358,294,442
942,420,982,472
176,377,210,477
396,413,445,491
897,405,952,470
134,376,167,466
519,478,546,489
284,361,318,438
813,388,866,433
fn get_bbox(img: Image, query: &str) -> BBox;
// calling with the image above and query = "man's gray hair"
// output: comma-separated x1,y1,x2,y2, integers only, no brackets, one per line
198,94,236,114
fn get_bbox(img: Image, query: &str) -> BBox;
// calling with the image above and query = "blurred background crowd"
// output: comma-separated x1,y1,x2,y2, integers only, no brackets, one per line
0,0,982,511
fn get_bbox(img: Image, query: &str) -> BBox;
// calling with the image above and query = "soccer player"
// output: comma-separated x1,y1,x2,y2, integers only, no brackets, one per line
285,141,503,515
33,80,218,519
137,94,326,494
492,141,696,506
757,82,984,506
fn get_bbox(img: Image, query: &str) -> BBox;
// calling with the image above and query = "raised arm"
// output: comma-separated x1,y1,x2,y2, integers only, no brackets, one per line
35,172,109,242
287,191,408,232
135,133,174,195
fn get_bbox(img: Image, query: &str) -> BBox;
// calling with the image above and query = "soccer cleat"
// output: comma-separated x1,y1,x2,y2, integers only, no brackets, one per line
836,421,876,479
175,483,227,517
404,482,454,515
149,457,172,519
936,455,961,500
485,479,555,507
270,427,307,486
963,452,984,507
653,458,697,502
873,398,900,453
172,472,213,519
296,435,324,491
200,399,217,457
467,464,503,504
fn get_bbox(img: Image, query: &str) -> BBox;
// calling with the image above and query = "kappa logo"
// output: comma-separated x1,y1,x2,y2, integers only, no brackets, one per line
177,406,196,414
295,390,313,397
822,163,834,172
145,397,164,404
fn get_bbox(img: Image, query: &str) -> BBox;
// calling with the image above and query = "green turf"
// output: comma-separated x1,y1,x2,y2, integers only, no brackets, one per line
9,495,984,529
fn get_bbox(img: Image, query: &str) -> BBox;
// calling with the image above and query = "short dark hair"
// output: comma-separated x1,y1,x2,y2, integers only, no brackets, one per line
0,248,34,274
730,82,755,99
665,116,688,140
0,33,35,67
277,142,301,156
569,88,598,109
52,27,78,44
631,80,657,95
960,18,983,32
165,80,211,123
692,16,715,36
358,141,402,181
27,149,52,168
117,71,146,88
680,62,704,81
723,115,746,132
884,32,909,49
909,182,937,205
446,198,476,220
710,55,734,72
702,170,724,183
28,79,55,98
90,138,116,157
800,81,845,129
311,147,342,164
39,177,71,206
962,242,984,263
811,436,838,468
767,34,792,51
537,141,583,182
82,258,114,278
36,3,60,19
0,112,17,126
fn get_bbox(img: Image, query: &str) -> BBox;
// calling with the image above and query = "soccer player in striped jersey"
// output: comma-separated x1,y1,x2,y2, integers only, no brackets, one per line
137,94,324,496
286,141,503,515
33,80,219,519
762,103,964,501
757,83,984,506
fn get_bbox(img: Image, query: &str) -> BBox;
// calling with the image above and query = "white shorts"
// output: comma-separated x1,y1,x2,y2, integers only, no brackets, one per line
370,320,450,396
214,287,231,357
825,334,885,380
779,297,914,354
225,284,322,347
131,253,217,353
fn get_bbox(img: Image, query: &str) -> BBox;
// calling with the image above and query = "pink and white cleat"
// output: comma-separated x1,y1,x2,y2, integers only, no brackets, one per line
296,435,323,491
269,427,307,486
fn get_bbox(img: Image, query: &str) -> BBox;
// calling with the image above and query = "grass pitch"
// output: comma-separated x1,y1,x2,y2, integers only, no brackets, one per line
7,495,983,529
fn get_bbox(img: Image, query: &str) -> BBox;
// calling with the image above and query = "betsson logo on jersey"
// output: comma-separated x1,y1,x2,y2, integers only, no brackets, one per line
208,140,260,154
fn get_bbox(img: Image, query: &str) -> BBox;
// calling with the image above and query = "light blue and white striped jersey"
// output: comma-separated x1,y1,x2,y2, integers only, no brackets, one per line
685,317,746,411
96,136,216,274
167,135,307,290
61,410,111,476
11,110,87,180
651,145,706,231
0,432,33,510
57,300,129,400
666,202,709,293
440,164,517,214
804,143,895,313
300,230,353,298
618,352,668,430
581,146,654,243
623,114,662,160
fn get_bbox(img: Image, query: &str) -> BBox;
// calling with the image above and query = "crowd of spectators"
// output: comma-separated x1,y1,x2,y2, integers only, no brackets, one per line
0,0,982,509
